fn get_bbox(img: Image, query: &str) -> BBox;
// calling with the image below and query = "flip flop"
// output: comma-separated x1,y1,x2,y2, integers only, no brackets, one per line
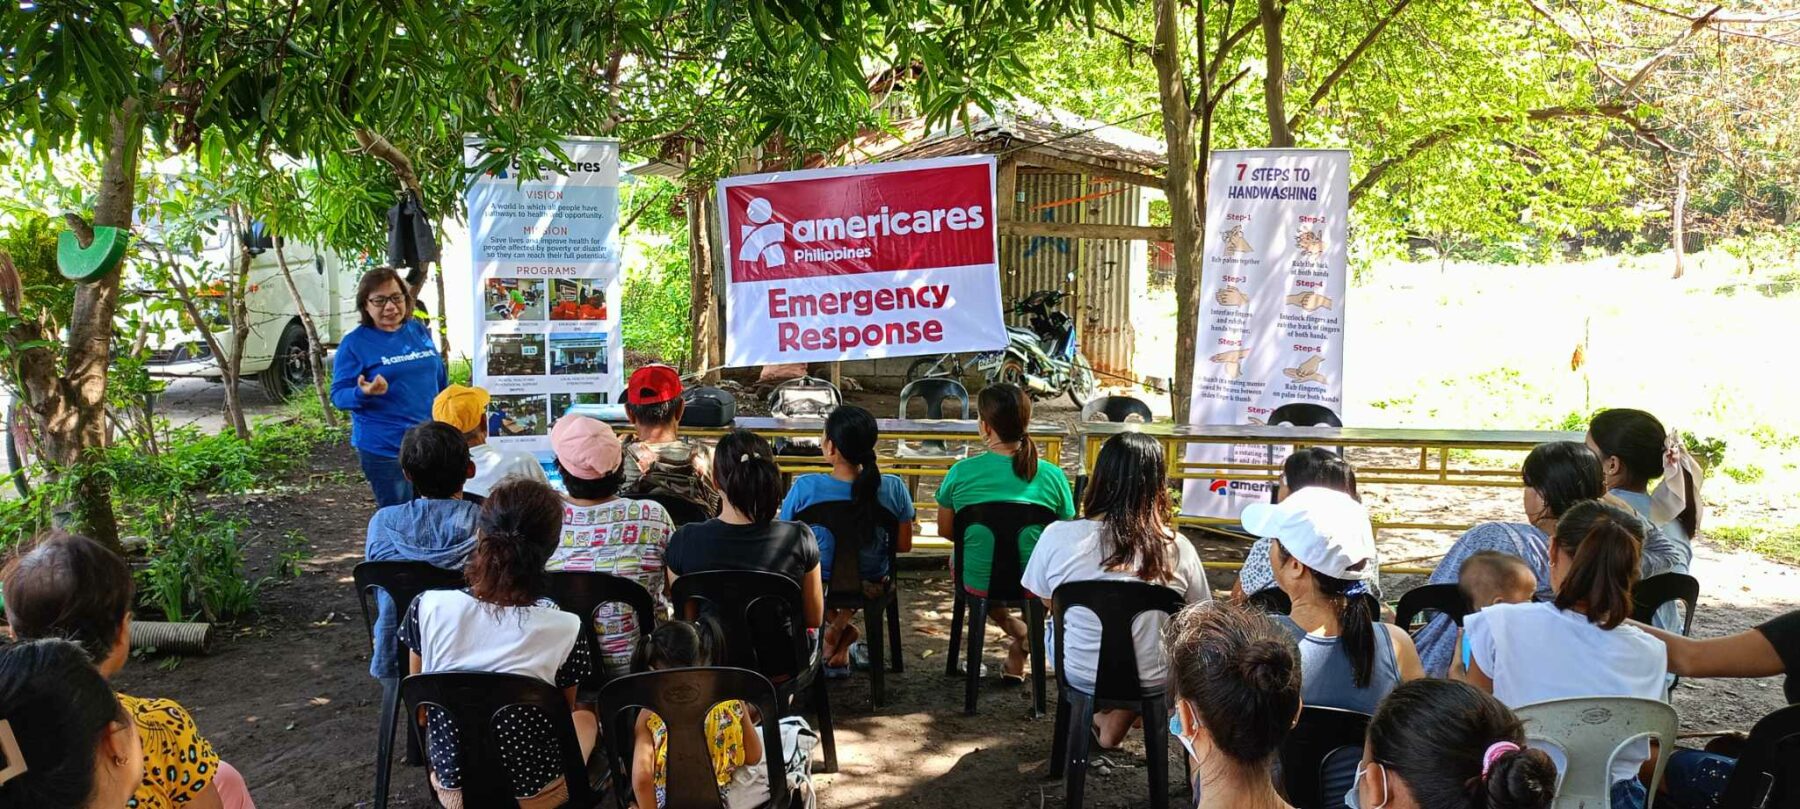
848,641,871,671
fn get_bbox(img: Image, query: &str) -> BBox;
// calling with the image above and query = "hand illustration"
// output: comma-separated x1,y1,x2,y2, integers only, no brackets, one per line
1246,416,1267,426
358,374,390,396
1210,348,1251,380
1281,355,1328,386
1216,285,1249,307
1285,291,1334,312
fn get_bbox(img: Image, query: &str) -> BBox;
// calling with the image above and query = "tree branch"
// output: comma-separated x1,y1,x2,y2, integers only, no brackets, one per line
1095,23,1155,58
1286,0,1416,135
352,128,424,198
1258,0,1294,146
1621,4,1723,96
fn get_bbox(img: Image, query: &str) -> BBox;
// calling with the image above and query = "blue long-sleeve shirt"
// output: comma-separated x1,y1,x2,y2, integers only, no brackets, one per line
364,497,480,678
331,319,446,457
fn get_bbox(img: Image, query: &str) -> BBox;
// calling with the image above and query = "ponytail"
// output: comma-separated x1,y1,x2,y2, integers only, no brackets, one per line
825,405,883,517
977,383,1038,483
469,479,564,608
1550,499,1643,629
1276,542,1377,687
1368,679,1556,809
714,430,782,524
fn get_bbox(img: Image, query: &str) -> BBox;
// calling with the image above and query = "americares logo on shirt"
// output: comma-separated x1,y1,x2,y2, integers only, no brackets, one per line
381,348,438,366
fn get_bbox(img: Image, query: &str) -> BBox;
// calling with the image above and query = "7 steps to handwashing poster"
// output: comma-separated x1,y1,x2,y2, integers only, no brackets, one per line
1180,149,1351,520
467,137,623,459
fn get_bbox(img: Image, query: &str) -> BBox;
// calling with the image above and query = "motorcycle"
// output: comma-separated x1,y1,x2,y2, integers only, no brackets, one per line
907,289,1096,406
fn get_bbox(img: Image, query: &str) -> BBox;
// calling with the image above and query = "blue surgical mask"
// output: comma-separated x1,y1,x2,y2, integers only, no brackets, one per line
1169,709,1202,807
1345,762,1389,809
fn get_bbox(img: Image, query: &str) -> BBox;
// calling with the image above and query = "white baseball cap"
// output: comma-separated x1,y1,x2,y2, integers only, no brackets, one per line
1240,487,1377,581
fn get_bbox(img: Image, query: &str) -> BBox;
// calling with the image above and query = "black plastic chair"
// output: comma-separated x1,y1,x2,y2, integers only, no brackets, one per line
1721,704,1800,809
548,571,658,702
943,502,1056,717
596,667,794,809
1266,404,1345,472
1048,581,1185,809
399,671,602,809
1276,706,1372,809
638,492,713,527
1394,583,1469,633
1079,395,1154,424
672,570,837,773
794,500,904,708
1246,587,1292,615
1631,572,1700,631
897,377,971,457
351,561,467,809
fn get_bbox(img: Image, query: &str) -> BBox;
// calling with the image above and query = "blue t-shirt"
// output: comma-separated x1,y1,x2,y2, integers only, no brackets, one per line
330,319,446,457
779,473,916,582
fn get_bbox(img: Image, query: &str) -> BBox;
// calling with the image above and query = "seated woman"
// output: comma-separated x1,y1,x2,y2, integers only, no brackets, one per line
665,430,825,632
779,405,915,676
1163,602,1303,808
1355,679,1557,809
2,532,258,809
1021,432,1210,748
403,479,598,809
631,619,769,809
0,639,144,809
1462,500,1668,809
1587,408,1700,630
1414,440,1603,677
1231,447,1361,606
936,383,1076,682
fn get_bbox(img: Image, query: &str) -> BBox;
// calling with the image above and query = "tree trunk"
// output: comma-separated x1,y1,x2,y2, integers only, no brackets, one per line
51,103,141,553
1258,0,1296,148
686,189,721,380
220,219,255,439
1671,162,1688,279
1152,0,1208,422
163,257,248,439
273,243,338,426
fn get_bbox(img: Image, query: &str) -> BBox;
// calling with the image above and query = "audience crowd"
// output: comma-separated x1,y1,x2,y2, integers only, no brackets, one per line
3,344,1797,809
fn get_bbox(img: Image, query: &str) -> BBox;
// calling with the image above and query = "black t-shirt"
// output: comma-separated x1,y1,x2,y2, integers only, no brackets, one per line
1754,609,1799,704
666,518,821,584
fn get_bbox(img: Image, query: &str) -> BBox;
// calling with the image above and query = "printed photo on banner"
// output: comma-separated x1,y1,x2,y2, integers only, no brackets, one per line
549,279,607,321
715,155,1008,367
548,333,609,375
488,394,550,437
485,333,547,377
550,392,607,419
484,278,546,321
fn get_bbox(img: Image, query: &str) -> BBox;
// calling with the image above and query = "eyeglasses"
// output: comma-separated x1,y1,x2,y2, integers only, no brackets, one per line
368,294,406,310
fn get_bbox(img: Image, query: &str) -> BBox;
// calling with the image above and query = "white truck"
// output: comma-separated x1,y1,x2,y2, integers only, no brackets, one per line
140,231,366,400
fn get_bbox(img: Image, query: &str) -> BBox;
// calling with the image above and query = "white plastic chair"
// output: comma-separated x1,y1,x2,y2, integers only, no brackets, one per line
1514,696,1679,809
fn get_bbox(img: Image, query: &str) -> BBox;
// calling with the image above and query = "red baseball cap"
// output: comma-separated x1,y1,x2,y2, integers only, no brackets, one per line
626,364,683,405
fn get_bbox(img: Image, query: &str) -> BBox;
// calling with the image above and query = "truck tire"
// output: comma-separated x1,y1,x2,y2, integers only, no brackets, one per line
259,320,312,401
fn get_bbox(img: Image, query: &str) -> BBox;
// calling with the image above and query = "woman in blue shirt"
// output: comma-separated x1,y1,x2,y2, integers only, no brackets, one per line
780,405,915,676
331,268,447,507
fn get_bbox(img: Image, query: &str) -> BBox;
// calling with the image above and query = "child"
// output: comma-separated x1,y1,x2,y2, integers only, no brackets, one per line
365,421,482,680
433,384,548,502
779,405,915,676
1450,551,1538,677
631,620,769,809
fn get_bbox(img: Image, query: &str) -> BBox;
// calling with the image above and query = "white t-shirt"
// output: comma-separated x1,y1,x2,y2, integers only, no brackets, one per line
1465,600,1668,785
467,444,549,499
409,589,582,684
1021,519,1211,692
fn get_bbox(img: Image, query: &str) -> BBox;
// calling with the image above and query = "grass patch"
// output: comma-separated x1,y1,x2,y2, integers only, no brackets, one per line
1707,524,1800,567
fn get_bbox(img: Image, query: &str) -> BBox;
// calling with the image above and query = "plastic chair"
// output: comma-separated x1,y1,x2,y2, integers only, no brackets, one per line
671,571,837,773
896,377,971,458
1265,404,1344,473
1276,706,1372,809
793,500,905,708
547,571,658,702
1047,580,1185,809
942,502,1056,717
1514,696,1679,809
637,492,713,527
1079,395,1153,424
1632,572,1700,632
1721,704,1800,809
595,667,795,809
399,671,602,809
351,561,466,809
1394,583,1470,633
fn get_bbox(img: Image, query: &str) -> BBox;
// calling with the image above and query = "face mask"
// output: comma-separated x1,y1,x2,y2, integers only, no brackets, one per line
1345,762,1389,809
1169,710,1202,807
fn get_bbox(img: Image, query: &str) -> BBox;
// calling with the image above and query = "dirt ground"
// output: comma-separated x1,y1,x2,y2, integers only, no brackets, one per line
111,394,1796,809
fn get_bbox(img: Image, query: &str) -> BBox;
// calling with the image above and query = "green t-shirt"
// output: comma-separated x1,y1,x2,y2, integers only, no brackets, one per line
936,451,1076,593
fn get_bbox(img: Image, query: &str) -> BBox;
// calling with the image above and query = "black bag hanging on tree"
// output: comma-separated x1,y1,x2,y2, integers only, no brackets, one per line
386,189,439,288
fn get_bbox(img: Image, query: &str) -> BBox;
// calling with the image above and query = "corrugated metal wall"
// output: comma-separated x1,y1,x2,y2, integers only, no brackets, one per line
1001,172,1145,383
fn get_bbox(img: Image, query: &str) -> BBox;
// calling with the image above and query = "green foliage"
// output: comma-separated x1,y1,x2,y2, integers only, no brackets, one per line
138,511,261,622
1681,432,1727,472
447,357,473,387
1707,524,1800,568
0,212,75,326
620,177,692,364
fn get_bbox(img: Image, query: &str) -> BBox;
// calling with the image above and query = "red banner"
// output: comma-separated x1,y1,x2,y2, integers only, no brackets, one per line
720,162,996,283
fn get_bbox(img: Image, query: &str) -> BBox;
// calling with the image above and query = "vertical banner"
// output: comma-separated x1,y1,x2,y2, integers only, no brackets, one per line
466,137,623,459
716,155,1008,367
1180,149,1351,519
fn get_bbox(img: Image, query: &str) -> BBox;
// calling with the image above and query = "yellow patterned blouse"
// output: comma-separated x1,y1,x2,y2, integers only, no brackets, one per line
648,699,750,801
119,693,221,809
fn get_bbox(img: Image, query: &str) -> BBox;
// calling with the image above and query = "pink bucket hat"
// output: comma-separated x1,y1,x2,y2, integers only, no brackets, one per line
549,415,623,480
